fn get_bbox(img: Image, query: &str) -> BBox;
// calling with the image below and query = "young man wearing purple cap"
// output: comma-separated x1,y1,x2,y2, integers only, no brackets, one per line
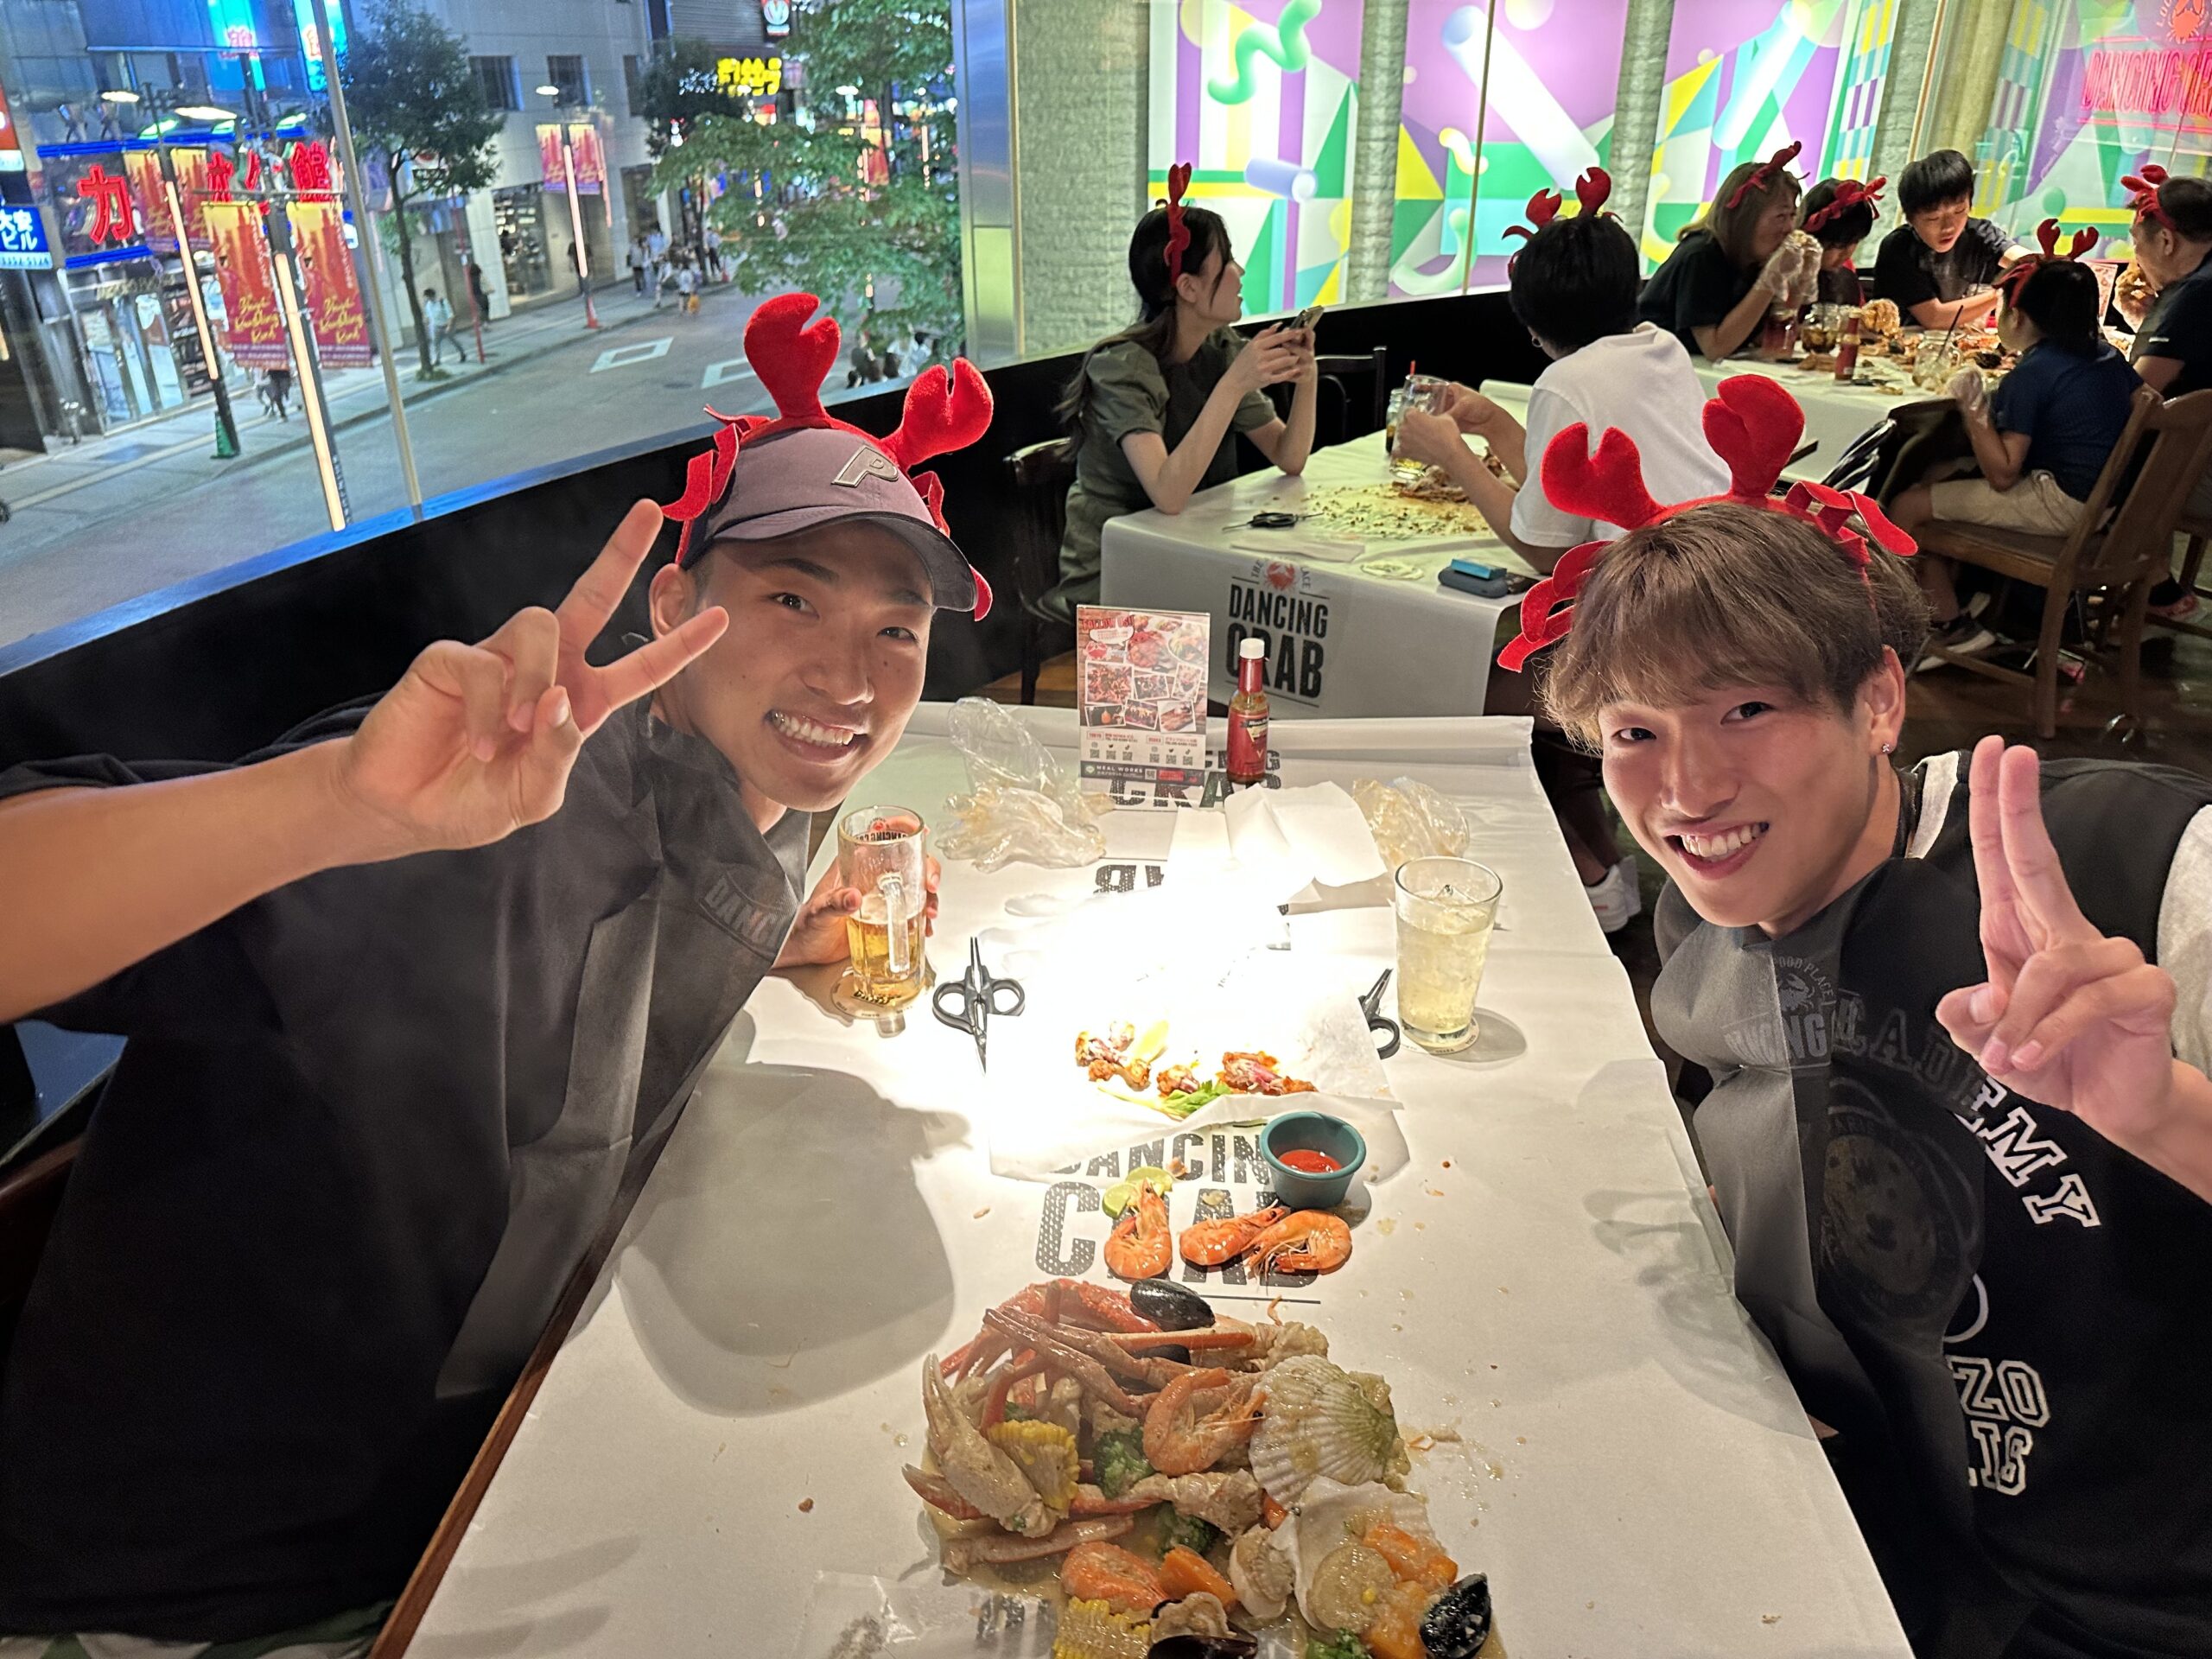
0,294,988,1654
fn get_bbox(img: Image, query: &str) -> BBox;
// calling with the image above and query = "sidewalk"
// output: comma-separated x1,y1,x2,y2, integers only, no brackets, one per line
1,278,714,516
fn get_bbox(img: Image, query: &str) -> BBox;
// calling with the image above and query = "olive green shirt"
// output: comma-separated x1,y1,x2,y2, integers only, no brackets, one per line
1049,327,1278,619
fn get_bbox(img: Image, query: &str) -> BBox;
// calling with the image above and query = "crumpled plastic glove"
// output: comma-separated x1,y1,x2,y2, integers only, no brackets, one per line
1791,232,1824,308
1352,777,1470,868
1756,239,1801,298
1948,365,1988,415
933,697,1111,871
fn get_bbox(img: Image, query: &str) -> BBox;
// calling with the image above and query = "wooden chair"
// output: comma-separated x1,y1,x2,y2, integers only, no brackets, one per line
1001,440,1077,705
1916,387,2212,738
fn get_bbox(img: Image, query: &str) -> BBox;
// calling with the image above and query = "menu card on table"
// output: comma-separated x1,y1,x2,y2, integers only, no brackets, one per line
1077,604,1210,809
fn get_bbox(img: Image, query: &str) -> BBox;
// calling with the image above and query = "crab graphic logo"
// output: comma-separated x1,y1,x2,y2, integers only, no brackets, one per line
2165,0,2209,41
1264,562,1295,591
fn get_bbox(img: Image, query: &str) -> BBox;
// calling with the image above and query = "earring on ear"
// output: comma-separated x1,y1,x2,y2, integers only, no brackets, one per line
1881,741,1896,756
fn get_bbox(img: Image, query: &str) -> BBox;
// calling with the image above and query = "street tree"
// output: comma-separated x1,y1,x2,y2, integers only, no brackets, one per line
340,0,502,378
652,0,961,355
631,39,748,264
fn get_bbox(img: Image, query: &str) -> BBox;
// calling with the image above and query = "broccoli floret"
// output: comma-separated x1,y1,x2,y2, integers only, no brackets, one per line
1092,1427,1153,1498
1306,1633,1368,1659
1159,1510,1220,1556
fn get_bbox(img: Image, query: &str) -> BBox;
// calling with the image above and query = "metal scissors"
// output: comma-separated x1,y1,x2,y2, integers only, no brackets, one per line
932,938,1026,1070
1360,969,1402,1060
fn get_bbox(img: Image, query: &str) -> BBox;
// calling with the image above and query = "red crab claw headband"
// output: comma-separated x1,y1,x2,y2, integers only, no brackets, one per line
1498,375,1915,672
1804,175,1886,233
660,291,997,620
1725,140,1804,211
1993,219,2101,303
1161,161,1195,285
1503,168,1613,271
2123,162,2174,233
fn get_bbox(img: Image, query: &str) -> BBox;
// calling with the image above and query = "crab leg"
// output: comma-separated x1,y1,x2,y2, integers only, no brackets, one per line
982,1308,1147,1416
904,1464,990,1522
943,1514,1134,1572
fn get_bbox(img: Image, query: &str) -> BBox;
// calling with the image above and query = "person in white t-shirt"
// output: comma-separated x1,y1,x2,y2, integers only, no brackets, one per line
1395,175,1731,932
1396,178,1729,572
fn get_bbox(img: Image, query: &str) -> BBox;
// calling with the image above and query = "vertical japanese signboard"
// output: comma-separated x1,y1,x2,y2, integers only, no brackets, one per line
202,200,290,368
288,199,372,366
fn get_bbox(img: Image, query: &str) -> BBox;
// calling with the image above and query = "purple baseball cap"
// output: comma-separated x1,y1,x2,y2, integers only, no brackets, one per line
678,423,981,616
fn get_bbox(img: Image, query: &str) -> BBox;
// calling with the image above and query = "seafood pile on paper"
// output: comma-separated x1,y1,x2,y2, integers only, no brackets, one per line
979,947,1403,1184
903,1278,1497,1659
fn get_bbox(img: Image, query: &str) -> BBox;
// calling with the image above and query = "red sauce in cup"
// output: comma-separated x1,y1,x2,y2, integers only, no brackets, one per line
1275,1148,1342,1174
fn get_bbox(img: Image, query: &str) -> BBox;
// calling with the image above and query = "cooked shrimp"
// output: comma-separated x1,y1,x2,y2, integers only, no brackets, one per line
1060,1540,1165,1614
1240,1210,1352,1276
1103,1178,1171,1281
1144,1366,1264,1476
1178,1205,1285,1268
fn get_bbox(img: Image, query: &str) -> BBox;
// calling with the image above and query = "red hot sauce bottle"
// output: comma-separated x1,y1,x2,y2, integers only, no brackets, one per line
1227,637,1270,785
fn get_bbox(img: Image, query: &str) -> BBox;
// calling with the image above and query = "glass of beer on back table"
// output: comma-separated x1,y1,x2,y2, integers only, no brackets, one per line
839,805,929,1007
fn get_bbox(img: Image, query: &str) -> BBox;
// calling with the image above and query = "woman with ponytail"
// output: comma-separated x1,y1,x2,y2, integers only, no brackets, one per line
1046,180,1317,619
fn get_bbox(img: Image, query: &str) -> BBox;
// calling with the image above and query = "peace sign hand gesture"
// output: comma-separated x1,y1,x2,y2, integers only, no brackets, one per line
331,500,727,855
1935,736,2179,1146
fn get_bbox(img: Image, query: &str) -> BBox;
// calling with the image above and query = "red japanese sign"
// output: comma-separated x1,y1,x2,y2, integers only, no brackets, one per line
289,199,371,367
75,162,135,245
203,200,290,369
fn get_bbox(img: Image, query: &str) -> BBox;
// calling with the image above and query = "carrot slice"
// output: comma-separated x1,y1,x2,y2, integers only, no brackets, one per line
1159,1544,1238,1609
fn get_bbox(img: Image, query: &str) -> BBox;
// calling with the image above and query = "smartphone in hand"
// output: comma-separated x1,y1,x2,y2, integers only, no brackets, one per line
1292,305,1324,334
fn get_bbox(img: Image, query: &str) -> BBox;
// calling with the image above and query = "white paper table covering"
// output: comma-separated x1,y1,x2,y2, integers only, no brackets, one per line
1098,433,1529,721
407,709,1911,1659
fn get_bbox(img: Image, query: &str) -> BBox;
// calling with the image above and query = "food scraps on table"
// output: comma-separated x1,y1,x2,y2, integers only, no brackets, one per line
908,1280,1492,1657
1294,484,1493,543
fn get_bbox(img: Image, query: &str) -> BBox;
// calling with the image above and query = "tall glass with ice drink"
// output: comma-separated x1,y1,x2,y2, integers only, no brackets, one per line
837,806,929,1007
1392,857,1502,1053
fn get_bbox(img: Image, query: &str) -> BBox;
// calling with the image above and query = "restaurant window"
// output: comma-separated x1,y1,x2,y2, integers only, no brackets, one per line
545,54,590,108
622,53,642,115
471,55,519,111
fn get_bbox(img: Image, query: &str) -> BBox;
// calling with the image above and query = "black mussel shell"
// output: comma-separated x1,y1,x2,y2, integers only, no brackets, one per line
1421,1573,1493,1659
1129,1278,1216,1331
1975,348,2003,369
1147,1636,1258,1659
1150,1342,1192,1364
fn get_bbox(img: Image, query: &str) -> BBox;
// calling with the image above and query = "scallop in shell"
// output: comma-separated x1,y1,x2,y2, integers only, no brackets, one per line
1249,1356,1406,1504
1278,1476,1442,1630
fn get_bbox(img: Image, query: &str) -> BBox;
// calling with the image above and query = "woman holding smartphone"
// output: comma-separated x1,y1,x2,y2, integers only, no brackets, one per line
1046,181,1319,620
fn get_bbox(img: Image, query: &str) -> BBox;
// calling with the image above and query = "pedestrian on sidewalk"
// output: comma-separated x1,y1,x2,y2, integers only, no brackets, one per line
702,226,724,283
467,260,492,331
627,237,646,296
650,251,670,310
421,288,464,366
260,365,293,422
675,256,701,315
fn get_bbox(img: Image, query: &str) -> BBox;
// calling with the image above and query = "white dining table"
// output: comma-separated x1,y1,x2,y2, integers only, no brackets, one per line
402,707,1912,1659
1099,433,1533,719
1485,355,1921,485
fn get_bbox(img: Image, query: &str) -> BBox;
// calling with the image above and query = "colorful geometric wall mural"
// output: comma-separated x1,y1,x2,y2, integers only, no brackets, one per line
1148,0,1366,316
1147,0,1630,308
1976,0,2212,262
1392,0,1630,295
1640,0,1891,264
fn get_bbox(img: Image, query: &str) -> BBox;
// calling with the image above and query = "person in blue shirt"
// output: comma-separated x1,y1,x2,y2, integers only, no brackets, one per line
1891,257,2141,660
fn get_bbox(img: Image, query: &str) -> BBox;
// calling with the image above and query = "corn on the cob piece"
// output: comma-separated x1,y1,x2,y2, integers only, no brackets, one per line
984,1418,1080,1513
1052,1597,1151,1659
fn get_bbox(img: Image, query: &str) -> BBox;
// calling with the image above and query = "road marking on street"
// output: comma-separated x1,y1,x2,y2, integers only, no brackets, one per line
591,338,673,373
702,360,758,391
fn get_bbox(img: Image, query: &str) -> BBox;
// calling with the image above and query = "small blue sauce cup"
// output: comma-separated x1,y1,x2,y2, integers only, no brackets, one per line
1261,1110,1366,1209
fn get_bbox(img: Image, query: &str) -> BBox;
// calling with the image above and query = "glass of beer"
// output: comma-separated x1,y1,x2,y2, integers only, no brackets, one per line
837,805,929,1007
1392,856,1502,1053
1389,374,1448,485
